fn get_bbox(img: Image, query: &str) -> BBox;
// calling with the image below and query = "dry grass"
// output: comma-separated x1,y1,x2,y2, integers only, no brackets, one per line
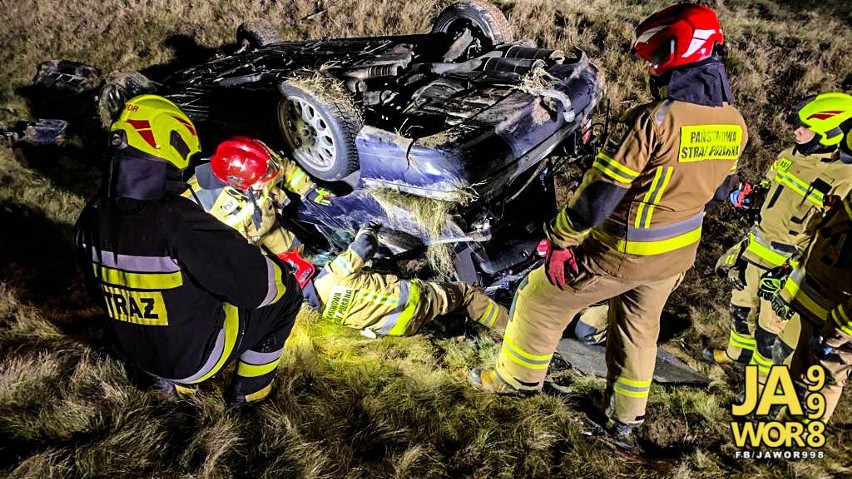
1,0,851,477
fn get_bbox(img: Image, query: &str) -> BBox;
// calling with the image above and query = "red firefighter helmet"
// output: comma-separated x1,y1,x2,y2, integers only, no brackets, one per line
632,3,724,76
210,136,281,190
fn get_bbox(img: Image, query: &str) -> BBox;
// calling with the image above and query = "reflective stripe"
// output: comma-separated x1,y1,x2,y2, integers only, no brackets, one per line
374,281,414,335
240,348,284,365
358,290,399,307
333,256,354,275
613,376,651,398
259,257,287,307
174,303,240,383
553,209,584,237
237,358,280,378
286,169,307,189
844,197,852,220
729,330,755,350
93,264,183,290
751,350,773,373
744,232,790,267
478,301,498,328
635,166,674,229
783,269,830,321
386,282,421,336
832,305,852,336
88,248,181,273
244,382,274,402
771,163,824,207
593,152,640,185
501,336,552,370
594,213,703,256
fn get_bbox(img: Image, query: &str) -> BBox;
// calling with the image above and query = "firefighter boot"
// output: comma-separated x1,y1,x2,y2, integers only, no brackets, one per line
703,304,754,365
468,368,537,396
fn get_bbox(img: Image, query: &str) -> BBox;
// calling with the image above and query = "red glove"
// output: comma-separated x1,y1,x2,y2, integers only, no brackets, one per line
277,250,316,289
542,240,580,290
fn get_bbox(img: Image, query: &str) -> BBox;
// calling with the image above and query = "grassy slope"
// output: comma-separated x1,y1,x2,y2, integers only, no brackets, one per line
1,0,850,477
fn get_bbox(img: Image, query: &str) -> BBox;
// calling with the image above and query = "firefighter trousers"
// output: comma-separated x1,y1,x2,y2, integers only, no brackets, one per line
786,317,851,422
414,281,508,336
728,262,789,384
496,265,683,426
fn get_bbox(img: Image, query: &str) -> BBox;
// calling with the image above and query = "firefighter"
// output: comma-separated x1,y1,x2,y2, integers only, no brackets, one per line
74,95,302,406
467,3,748,442
770,175,852,423
183,136,335,256
193,142,508,337
706,93,852,392
301,222,508,337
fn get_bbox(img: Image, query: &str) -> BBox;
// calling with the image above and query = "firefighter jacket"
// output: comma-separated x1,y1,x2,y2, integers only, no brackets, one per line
309,229,425,335
780,194,852,340
547,98,748,280
741,148,851,269
183,157,315,249
75,181,294,381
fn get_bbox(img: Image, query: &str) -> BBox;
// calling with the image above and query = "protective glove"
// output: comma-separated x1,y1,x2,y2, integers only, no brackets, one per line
809,336,837,361
715,256,747,291
306,185,335,206
728,182,756,210
758,265,791,301
770,293,795,320
359,220,382,236
543,240,580,290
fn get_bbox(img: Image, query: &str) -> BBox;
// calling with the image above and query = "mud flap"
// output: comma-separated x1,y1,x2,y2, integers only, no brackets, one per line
555,338,709,386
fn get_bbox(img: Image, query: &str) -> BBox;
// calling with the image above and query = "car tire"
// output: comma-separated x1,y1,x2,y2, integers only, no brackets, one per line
277,75,362,181
431,0,514,47
97,72,157,128
236,21,282,49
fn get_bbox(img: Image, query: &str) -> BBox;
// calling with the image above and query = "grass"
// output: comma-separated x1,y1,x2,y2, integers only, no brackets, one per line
1,0,851,477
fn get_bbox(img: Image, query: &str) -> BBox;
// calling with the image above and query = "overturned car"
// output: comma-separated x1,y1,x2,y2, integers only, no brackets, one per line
85,0,605,294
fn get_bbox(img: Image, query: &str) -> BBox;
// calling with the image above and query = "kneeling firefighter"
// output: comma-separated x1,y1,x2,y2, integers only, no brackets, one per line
74,95,302,405
194,138,508,337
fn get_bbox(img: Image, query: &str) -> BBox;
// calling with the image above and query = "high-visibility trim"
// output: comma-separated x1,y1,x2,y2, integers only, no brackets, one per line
358,290,399,307
593,221,702,256
635,166,674,229
613,376,651,398
88,248,181,273
93,264,183,290
237,358,281,378
831,305,852,336
553,209,586,238
478,301,499,328
844,196,852,220
286,169,307,189
332,256,354,275
244,382,274,403
240,348,284,365
386,282,421,336
744,232,790,267
501,336,552,370
175,303,240,384
783,270,830,321
751,350,773,373
259,257,287,307
729,330,755,350
593,152,640,185
771,166,824,207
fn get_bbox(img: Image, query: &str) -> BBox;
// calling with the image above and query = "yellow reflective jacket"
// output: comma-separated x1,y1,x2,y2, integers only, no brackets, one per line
183,155,315,254
742,148,852,269
312,229,425,336
548,99,748,280
780,194,852,338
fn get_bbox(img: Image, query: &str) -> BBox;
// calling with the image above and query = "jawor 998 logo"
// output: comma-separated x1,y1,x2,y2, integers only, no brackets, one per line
730,365,826,458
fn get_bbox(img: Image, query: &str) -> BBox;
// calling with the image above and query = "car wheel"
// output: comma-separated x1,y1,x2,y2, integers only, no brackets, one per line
277,74,362,181
431,0,514,47
97,72,157,128
236,20,282,49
